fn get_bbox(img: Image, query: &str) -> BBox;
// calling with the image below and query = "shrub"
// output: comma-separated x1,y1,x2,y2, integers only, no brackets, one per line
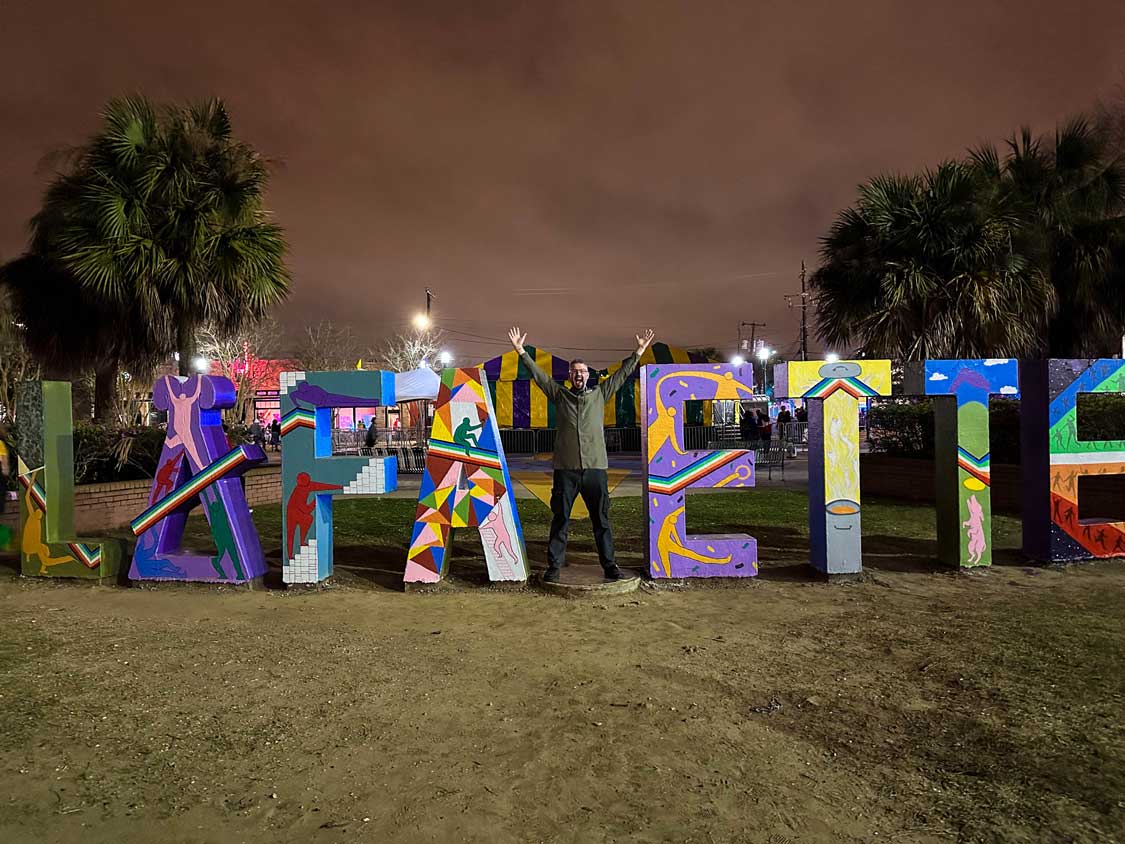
73,424,166,484
867,397,1021,463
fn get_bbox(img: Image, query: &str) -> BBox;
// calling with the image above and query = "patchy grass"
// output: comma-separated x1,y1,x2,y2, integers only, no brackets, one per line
104,488,1024,582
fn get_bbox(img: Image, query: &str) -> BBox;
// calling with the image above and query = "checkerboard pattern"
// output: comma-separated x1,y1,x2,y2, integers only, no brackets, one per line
279,371,307,395
284,538,320,583
342,457,395,495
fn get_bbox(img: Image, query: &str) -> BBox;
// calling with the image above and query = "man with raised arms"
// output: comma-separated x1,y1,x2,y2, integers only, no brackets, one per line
508,327,655,582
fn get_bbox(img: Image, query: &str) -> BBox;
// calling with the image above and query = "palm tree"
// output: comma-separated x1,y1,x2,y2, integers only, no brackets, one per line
972,119,1125,357
811,161,1056,360
28,96,290,379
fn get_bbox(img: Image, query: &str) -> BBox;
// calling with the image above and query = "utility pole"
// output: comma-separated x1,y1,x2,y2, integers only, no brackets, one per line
425,287,435,318
783,262,809,361
738,321,766,355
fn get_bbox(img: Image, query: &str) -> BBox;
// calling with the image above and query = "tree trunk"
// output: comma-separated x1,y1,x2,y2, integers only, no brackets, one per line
177,316,195,377
94,363,118,424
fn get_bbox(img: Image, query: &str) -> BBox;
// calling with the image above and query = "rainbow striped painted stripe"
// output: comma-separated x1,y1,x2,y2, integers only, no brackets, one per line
427,440,503,469
280,408,316,436
957,447,991,486
802,377,880,400
648,450,750,495
18,473,101,568
131,446,256,535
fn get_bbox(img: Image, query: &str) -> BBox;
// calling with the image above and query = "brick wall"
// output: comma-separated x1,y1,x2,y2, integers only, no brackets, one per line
70,465,282,533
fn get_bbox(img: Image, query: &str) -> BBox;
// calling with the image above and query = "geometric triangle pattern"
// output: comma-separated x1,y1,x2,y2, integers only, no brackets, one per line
406,367,528,583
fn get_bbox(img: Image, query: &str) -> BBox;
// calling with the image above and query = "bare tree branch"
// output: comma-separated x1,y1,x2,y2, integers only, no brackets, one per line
197,315,283,422
292,320,366,372
374,329,447,373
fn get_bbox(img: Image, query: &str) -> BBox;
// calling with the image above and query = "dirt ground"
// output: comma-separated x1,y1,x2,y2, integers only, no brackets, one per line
1,548,1123,844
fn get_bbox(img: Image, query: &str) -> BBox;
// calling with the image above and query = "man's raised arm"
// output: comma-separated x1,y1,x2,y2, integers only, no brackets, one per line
600,330,655,397
508,326,561,401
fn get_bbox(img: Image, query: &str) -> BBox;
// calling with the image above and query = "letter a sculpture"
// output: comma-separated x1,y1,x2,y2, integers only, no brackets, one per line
405,367,528,584
130,376,267,582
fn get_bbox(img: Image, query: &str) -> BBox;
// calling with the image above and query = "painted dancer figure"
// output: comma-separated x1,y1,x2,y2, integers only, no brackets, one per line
479,506,518,576
508,326,654,583
153,451,182,501
162,377,207,470
21,474,74,574
452,417,484,451
963,494,987,565
286,472,343,558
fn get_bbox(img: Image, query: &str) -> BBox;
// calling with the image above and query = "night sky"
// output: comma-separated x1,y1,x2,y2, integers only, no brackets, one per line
3,1,1124,365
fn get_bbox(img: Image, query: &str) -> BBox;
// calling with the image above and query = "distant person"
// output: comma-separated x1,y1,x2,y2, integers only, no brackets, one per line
269,417,281,451
776,405,793,441
249,416,266,451
364,421,377,450
757,409,772,441
740,406,758,442
509,325,654,583
795,405,808,424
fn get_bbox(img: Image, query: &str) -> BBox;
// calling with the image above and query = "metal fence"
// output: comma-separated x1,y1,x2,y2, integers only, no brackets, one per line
496,426,722,454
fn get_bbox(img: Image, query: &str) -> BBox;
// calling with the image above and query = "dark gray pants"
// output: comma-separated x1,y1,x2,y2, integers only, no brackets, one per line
547,469,615,572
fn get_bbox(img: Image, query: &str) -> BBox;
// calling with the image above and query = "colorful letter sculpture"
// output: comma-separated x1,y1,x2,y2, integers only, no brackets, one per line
641,363,757,578
16,381,123,579
130,376,267,582
916,359,1020,568
774,359,892,574
1021,359,1125,561
280,371,398,584
405,367,528,584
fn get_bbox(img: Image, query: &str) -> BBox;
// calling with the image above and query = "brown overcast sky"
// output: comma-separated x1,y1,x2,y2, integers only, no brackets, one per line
3,0,1125,365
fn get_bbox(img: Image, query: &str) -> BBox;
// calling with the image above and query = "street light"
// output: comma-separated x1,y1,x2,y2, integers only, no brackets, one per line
731,355,745,366
756,347,774,396
825,352,840,363
192,356,209,373
439,351,453,365
413,313,431,331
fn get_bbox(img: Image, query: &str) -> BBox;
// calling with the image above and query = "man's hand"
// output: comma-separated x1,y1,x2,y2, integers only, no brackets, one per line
635,329,655,356
508,327,527,354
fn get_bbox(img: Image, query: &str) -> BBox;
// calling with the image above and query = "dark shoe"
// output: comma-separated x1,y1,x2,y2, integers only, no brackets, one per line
542,568,560,584
603,566,625,581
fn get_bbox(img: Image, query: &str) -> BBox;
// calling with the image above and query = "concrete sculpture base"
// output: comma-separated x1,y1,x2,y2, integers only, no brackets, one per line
538,563,641,597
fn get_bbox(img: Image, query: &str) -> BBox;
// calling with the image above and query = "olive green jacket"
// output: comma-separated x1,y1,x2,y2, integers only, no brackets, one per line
519,350,640,470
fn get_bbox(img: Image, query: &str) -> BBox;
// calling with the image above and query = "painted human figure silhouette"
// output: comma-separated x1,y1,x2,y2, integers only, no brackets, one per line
479,506,518,572
207,497,245,580
653,505,732,577
153,450,182,501
21,475,73,575
286,472,343,558
162,377,206,470
963,494,987,565
452,417,484,451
